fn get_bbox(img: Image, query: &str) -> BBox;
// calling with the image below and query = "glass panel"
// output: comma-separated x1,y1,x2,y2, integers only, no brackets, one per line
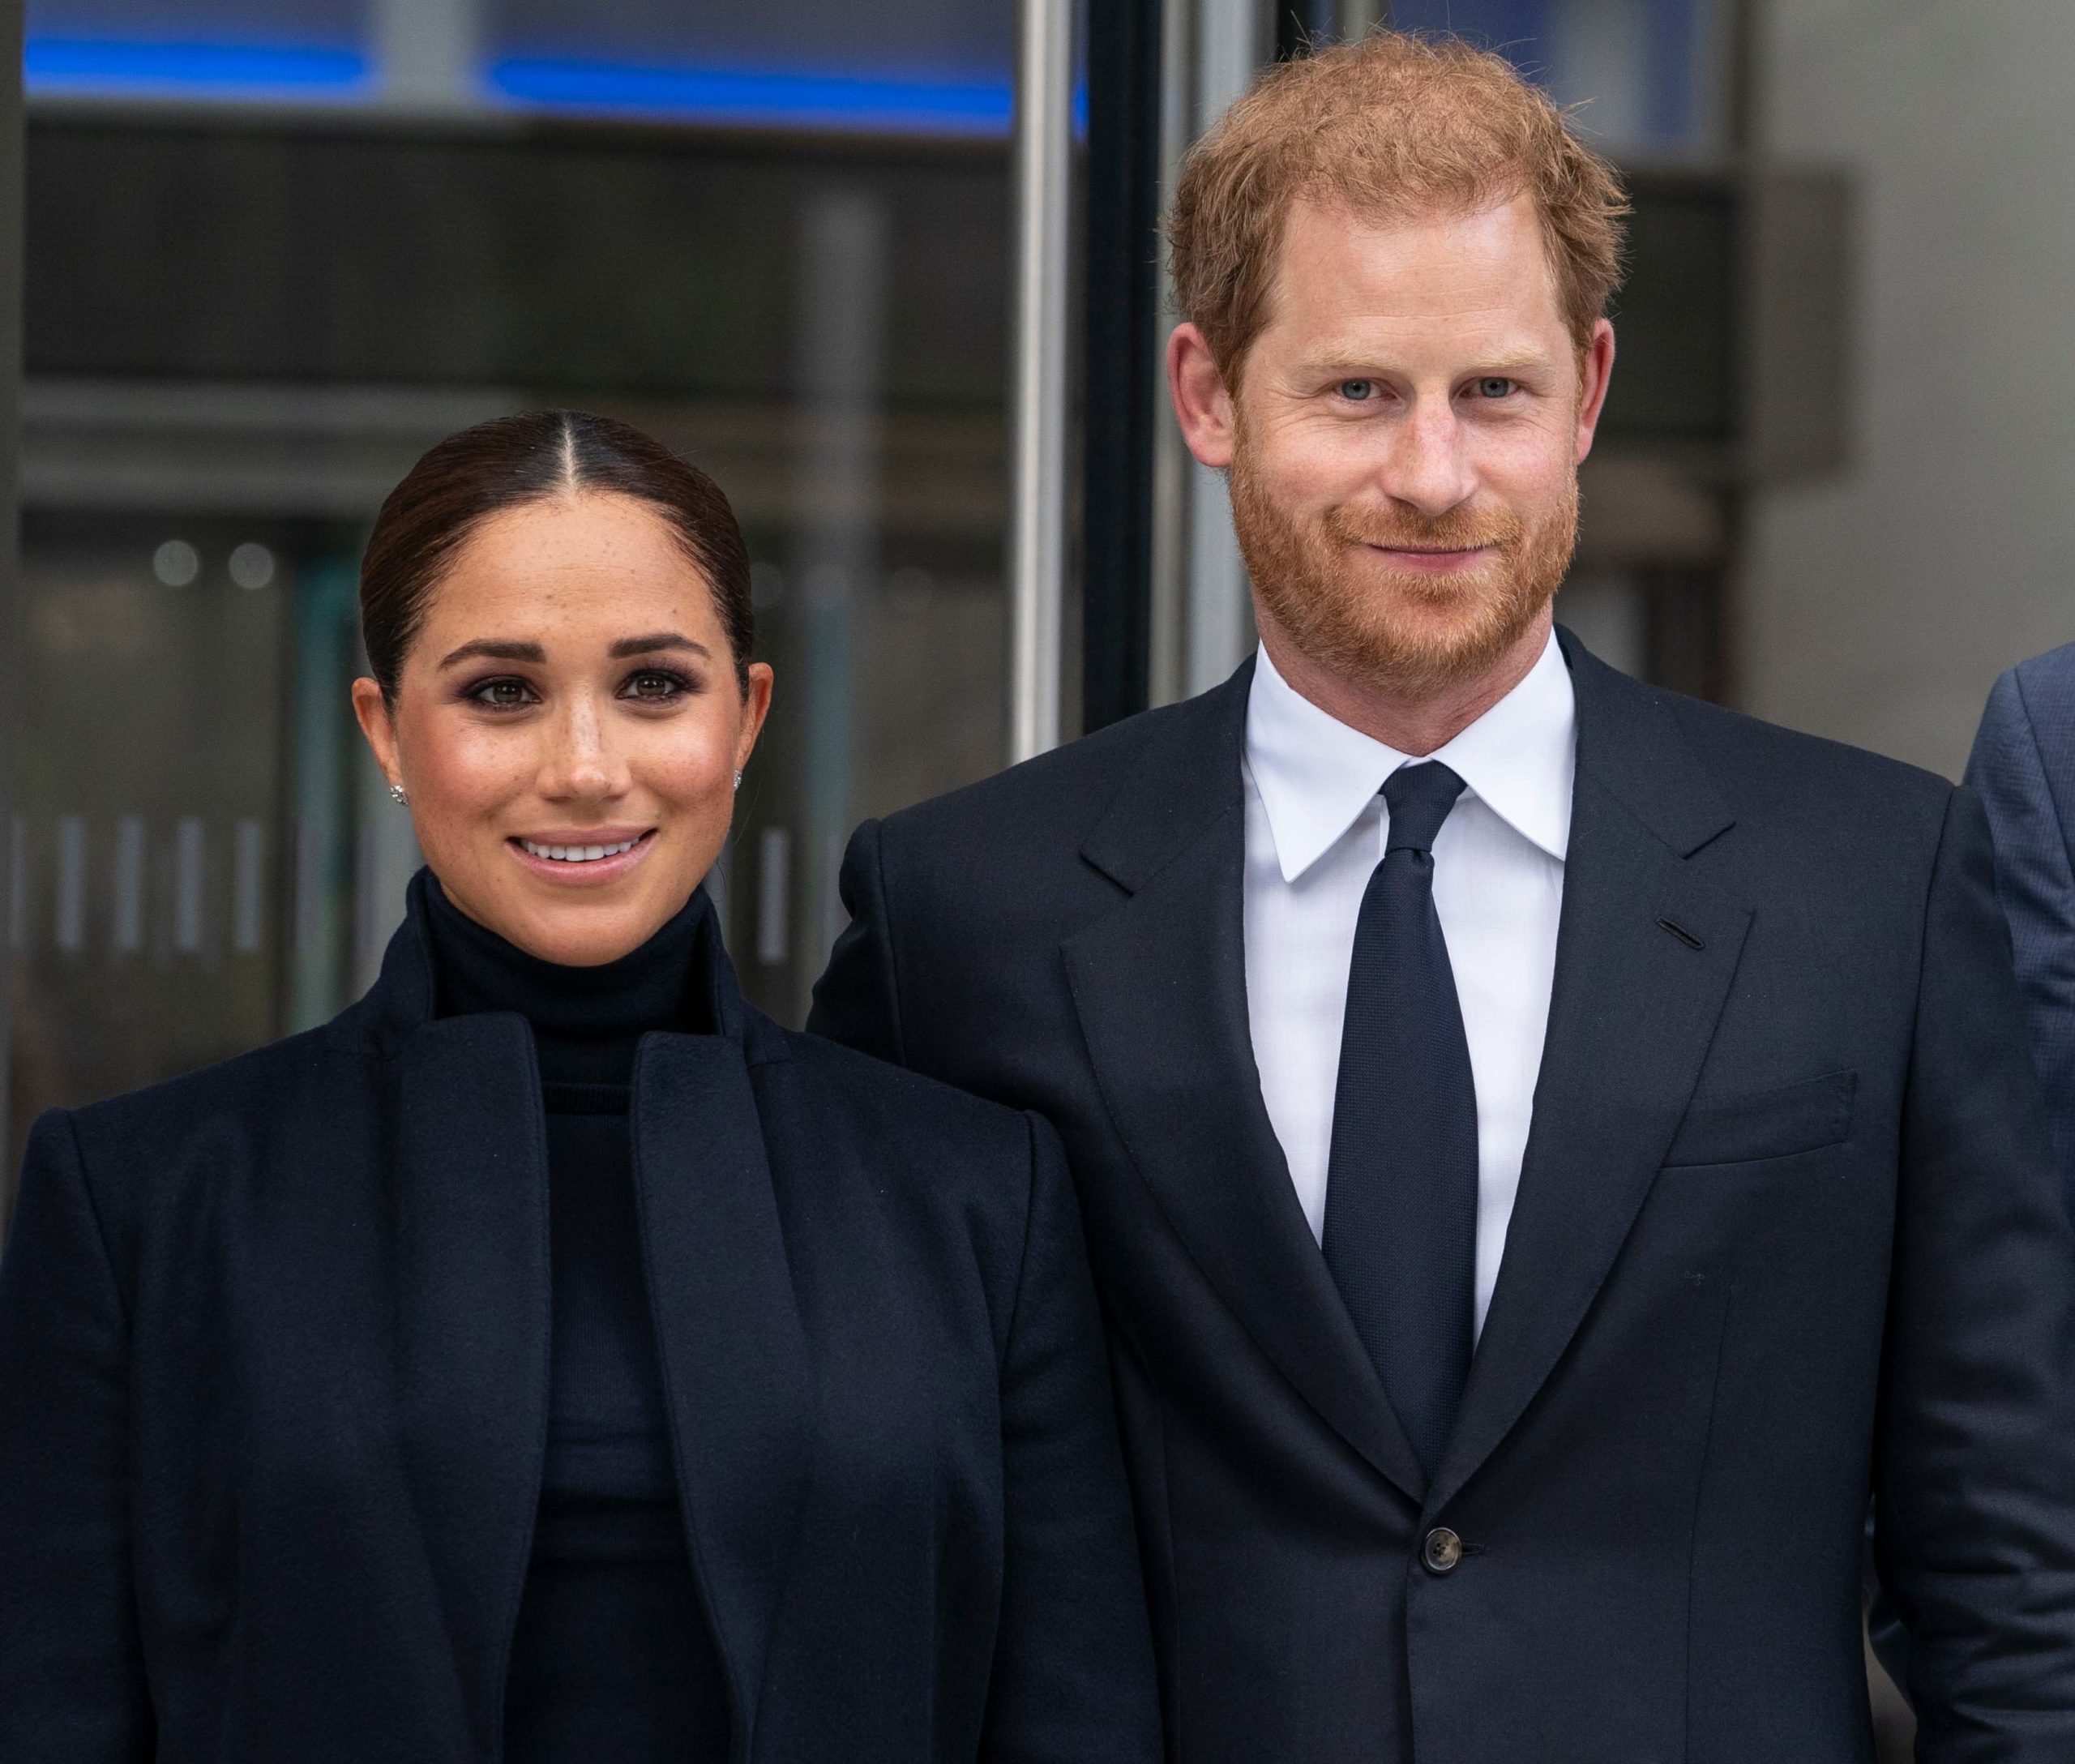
486,0,1015,131
26,0,371,96
11,0,1024,1162
27,0,366,46
1387,0,1724,155
11,514,295,1119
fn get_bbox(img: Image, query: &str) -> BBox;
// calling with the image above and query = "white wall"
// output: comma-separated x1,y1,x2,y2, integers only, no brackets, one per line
1742,0,2075,778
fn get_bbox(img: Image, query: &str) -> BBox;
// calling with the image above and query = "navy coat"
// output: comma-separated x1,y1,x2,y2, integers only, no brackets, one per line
812,631,2075,1764
1968,638,2075,1217
0,882,1159,1764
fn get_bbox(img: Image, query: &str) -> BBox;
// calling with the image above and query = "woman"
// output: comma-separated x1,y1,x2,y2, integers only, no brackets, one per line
0,411,1160,1763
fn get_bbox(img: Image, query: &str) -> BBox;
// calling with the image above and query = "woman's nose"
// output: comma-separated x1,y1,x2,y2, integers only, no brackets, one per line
537,696,630,800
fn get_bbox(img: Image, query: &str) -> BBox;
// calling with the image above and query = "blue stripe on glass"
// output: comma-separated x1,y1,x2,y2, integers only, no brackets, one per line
23,39,1068,139
26,36,370,93
488,58,1016,136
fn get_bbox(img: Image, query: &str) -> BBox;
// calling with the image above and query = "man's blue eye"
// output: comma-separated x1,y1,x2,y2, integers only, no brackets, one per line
1339,379,1375,401
1477,377,1515,398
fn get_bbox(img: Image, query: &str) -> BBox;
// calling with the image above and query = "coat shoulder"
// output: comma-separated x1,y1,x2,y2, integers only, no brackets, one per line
770,1020,1037,1166
1647,678,1955,834
2012,638,2075,703
58,1024,358,1180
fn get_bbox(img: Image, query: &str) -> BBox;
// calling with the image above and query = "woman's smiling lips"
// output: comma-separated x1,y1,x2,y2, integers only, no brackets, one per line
507,827,658,886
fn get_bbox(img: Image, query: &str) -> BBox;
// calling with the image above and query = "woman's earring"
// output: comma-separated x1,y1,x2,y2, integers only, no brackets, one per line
388,782,409,807
733,771,743,794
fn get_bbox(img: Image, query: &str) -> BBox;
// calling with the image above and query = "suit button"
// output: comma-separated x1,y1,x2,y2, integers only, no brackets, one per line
1422,1527,1464,1575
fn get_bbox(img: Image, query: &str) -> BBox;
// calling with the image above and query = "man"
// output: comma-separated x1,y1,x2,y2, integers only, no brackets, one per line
1969,644,2075,1213
814,32,2075,1763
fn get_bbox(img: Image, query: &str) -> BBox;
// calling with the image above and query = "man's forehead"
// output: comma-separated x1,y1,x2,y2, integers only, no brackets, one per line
1262,192,1566,343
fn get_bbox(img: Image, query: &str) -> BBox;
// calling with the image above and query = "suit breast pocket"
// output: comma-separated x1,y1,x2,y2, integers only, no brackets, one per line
1662,1069,1856,1168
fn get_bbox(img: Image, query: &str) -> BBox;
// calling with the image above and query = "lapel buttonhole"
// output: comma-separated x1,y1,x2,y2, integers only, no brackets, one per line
1656,917,1706,951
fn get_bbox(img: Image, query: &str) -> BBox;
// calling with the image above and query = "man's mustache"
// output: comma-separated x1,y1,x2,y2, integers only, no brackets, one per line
1323,506,1526,553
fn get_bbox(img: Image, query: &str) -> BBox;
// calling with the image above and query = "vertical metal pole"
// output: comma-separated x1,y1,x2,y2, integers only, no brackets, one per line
1183,0,1273,697
1337,0,1384,38
1080,0,1166,736
793,186,887,1021
0,0,22,1218
1008,0,1074,764
374,0,484,109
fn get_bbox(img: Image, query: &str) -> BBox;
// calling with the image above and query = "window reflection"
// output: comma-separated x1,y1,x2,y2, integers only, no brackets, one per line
11,0,1020,1171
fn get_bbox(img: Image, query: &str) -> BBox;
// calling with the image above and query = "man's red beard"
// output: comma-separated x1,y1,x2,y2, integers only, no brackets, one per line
1229,439,1579,701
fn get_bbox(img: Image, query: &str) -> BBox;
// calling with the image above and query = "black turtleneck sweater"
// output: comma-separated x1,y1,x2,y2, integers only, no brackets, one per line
426,881,729,1764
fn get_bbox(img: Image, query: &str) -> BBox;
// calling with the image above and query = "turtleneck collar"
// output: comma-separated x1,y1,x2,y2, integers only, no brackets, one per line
423,874,717,1090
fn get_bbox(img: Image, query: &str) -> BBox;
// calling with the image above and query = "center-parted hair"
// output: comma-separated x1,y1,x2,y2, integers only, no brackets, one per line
360,409,755,699
1168,30,1630,383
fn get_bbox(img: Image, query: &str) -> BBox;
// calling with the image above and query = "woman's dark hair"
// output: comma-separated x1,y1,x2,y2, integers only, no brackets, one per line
360,409,755,699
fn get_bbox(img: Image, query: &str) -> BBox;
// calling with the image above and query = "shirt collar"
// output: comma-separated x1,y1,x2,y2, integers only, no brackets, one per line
1243,630,1576,884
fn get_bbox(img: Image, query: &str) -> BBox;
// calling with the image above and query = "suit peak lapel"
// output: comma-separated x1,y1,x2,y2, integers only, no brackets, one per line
1556,627,1735,859
1431,641,1752,1513
1066,792,1430,1506
1080,656,1255,893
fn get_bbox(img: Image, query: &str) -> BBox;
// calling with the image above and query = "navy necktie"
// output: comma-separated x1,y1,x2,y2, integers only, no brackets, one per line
1322,760,1478,1475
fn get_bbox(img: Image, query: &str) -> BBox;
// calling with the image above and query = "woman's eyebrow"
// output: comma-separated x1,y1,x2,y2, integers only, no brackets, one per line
610,632,709,659
439,639,546,670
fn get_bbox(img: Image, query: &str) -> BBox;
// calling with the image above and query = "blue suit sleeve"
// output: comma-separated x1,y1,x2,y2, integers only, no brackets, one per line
1966,666,2075,1214
1875,786,2075,1758
0,1111,153,1761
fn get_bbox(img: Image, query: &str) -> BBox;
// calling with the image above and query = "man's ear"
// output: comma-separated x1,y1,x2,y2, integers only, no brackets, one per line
1574,318,1616,464
1169,323,1239,469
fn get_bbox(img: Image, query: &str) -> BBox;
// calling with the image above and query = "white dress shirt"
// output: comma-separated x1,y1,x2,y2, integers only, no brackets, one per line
1242,632,1576,1336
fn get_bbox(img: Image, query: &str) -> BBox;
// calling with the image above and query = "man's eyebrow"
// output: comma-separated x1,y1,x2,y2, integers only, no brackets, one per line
1301,349,1552,376
438,639,546,670
609,632,709,660
1462,352,1551,376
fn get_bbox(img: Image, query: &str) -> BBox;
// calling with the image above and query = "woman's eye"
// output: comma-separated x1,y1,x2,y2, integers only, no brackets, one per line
1338,379,1376,401
471,678,534,709
1474,376,1517,399
622,670,687,703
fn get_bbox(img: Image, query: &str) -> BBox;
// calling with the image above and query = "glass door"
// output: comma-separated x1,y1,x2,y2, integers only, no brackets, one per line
8,0,1047,1171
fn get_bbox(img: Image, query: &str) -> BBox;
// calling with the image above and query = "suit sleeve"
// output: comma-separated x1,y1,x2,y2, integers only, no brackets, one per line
1966,666,2075,1212
1874,784,2075,1761
807,817,907,1067
0,1111,152,1761
979,1114,1159,1764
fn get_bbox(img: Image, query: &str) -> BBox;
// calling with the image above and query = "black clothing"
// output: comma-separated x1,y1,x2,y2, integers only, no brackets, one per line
811,629,2075,1764
423,881,725,1762
0,871,1160,1764
1323,760,1476,1476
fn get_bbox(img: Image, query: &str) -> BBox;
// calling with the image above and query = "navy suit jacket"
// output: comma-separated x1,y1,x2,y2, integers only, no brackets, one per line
811,630,2075,1764
1967,639,2075,1218
0,880,1160,1764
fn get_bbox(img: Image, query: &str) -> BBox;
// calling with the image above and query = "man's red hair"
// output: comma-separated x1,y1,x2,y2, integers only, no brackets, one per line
1168,31,1630,382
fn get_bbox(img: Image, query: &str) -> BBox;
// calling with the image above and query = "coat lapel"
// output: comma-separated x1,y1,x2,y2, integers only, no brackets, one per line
631,998,811,1764
1429,635,1752,1514
366,877,809,1762
1065,665,1429,1505
388,1003,552,1754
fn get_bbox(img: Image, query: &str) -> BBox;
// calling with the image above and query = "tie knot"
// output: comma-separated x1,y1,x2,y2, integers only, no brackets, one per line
1382,761,1466,855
